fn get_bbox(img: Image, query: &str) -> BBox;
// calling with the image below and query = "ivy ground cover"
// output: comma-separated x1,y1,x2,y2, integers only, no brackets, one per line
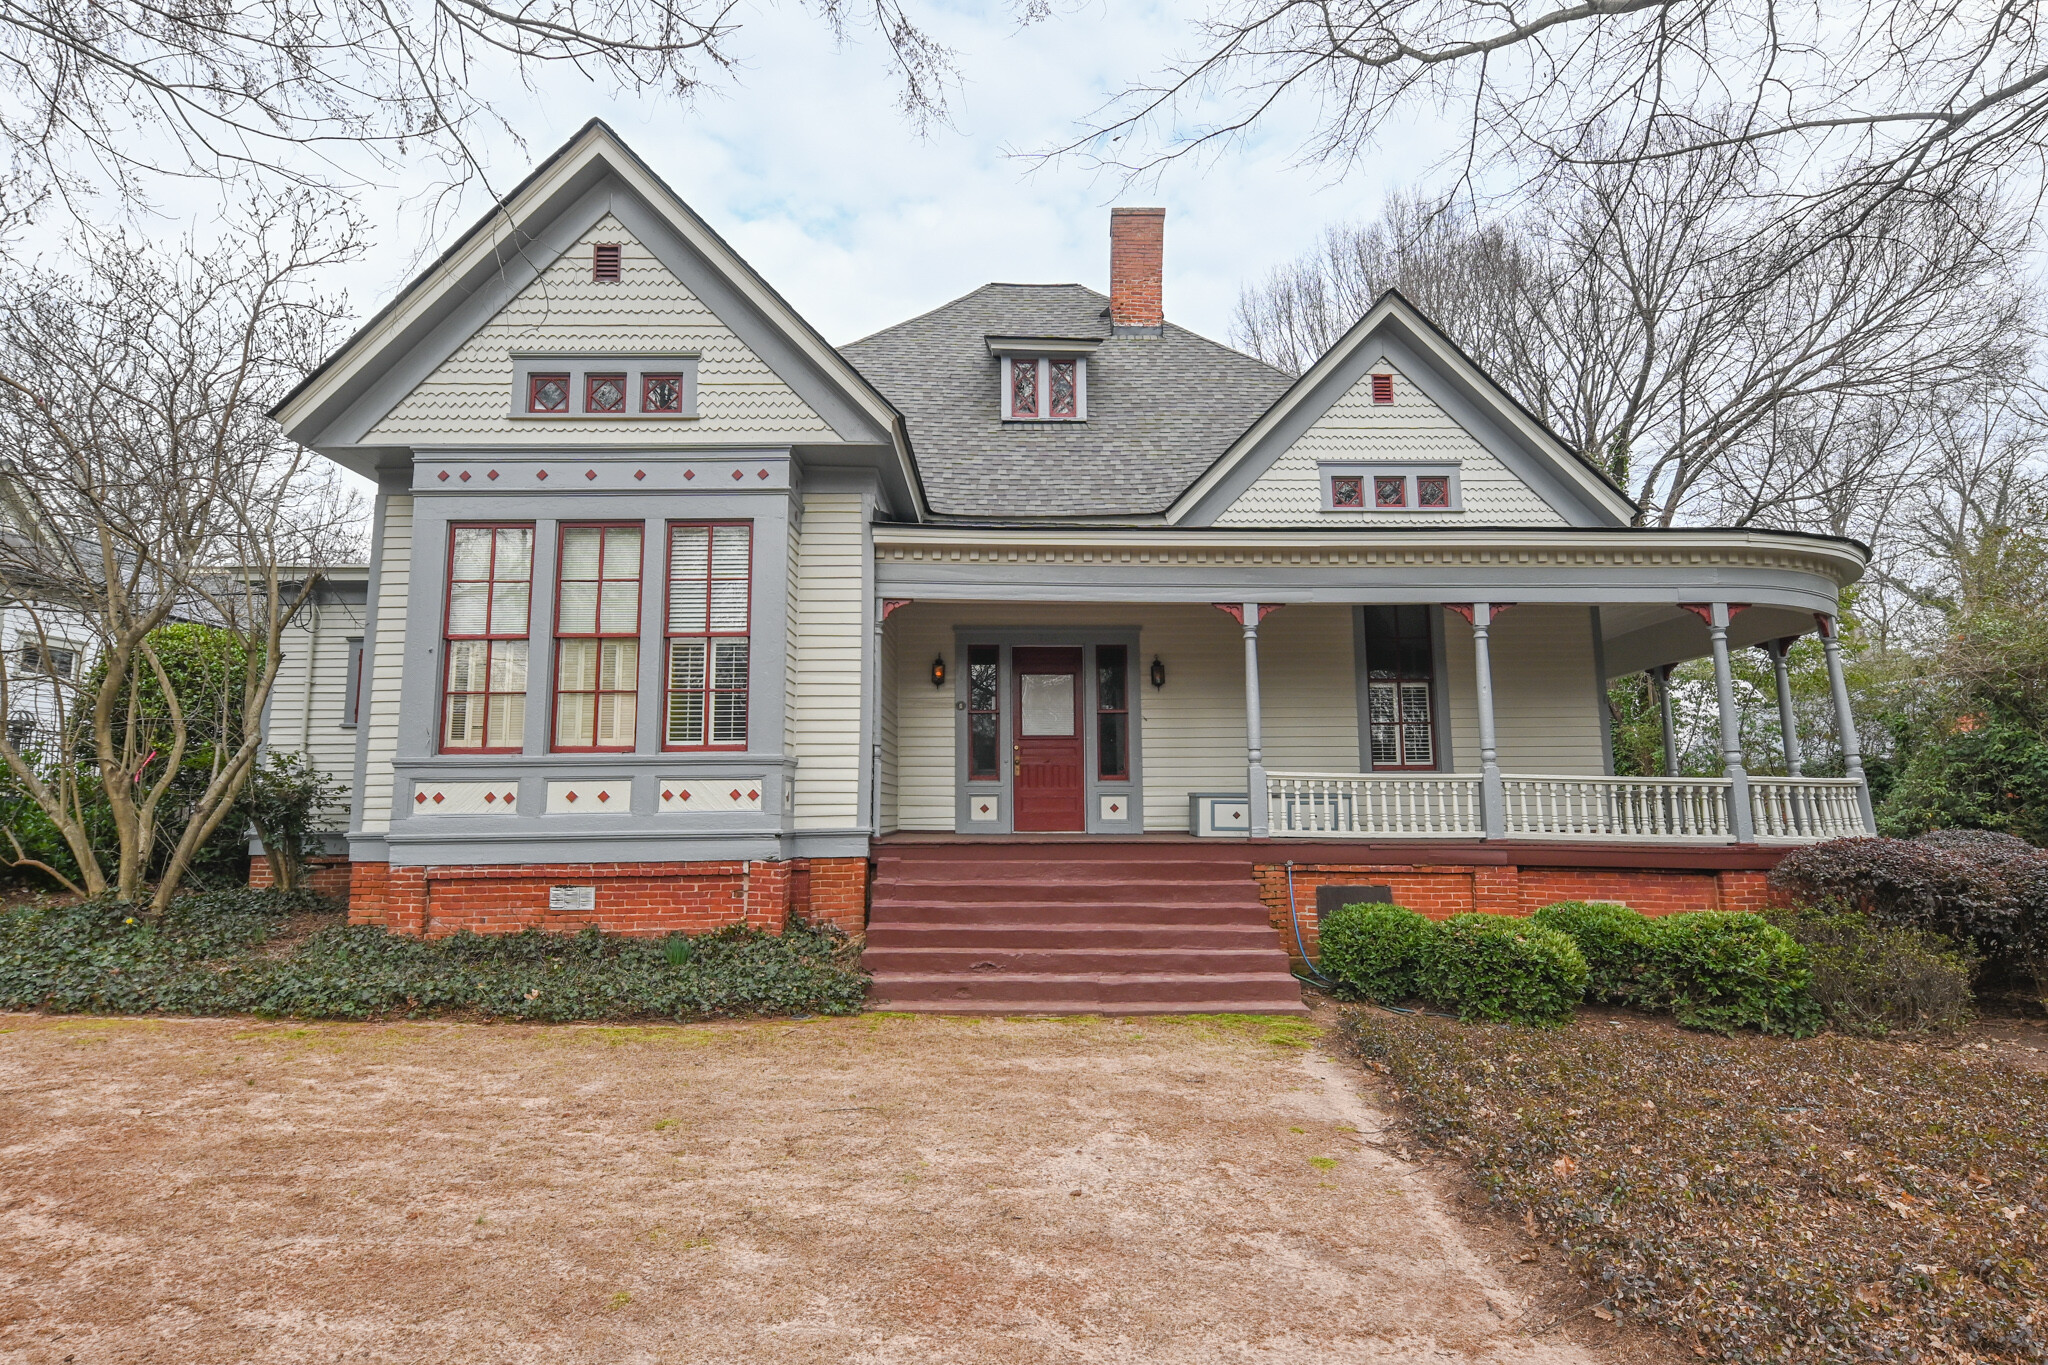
1347,1009,2048,1364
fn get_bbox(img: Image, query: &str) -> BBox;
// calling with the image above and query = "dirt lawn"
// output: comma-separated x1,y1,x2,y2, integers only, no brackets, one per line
0,1012,1600,1364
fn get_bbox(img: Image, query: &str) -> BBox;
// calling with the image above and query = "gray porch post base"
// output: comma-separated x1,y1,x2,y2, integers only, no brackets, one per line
1471,603,1505,839
1242,601,1268,837
1707,604,1756,842
1653,664,1680,776
1767,637,1802,777
1819,616,1877,834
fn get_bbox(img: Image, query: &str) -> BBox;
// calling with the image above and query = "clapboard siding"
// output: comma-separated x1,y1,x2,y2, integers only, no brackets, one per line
1216,360,1568,526
266,596,369,826
1491,606,1607,775
358,496,413,834
877,613,899,833
367,216,830,446
1257,605,1361,773
789,493,867,828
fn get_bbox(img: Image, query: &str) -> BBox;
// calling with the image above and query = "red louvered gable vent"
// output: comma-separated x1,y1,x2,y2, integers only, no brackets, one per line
593,243,622,283
1370,373,1394,404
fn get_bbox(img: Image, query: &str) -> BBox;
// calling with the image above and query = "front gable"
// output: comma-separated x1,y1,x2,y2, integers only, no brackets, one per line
1171,292,1636,529
367,213,831,445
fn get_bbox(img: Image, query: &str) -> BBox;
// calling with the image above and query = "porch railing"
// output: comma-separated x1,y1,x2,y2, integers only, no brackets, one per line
1267,772,1483,838
1749,776,1868,842
1501,776,1735,841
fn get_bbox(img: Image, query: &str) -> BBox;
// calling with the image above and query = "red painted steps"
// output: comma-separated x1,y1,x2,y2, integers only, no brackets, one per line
863,842,1308,1015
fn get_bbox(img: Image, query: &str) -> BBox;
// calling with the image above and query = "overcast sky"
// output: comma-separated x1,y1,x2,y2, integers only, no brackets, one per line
312,0,1462,352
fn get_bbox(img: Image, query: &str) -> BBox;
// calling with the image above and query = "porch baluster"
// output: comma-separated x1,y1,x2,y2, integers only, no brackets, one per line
1706,603,1757,843
1817,614,1878,834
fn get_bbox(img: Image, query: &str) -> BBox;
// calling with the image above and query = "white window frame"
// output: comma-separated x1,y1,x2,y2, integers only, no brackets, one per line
1000,356,1087,422
16,640,78,680
510,354,700,419
1320,463,1462,513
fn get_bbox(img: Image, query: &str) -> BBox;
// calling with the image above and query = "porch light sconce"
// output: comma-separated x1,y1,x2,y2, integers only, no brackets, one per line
931,655,946,688
1149,656,1166,689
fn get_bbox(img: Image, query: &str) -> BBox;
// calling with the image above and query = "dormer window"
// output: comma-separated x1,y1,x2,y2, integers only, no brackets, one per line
986,336,1098,421
1322,463,1462,513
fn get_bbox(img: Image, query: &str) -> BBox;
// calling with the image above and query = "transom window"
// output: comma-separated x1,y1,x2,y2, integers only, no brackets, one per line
513,358,698,418
1364,605,1435,770
1002,357,1087,421
1322,465,1462,513
585,373,627,414
642,373,683,413
528,374,570,413
443,524,533,752
554,524,642,751
665,523,751,749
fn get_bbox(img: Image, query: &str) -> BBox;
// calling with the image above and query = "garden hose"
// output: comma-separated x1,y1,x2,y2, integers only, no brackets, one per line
1285,861,1339,989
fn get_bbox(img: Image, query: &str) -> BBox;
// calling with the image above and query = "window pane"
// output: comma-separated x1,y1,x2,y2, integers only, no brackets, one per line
1050,361,1076,417
1369,681,1399,766
1098,712,1128,780
444,694,477,747
596,692,636,747
1331,475,1364,509
711,691,748,745
559,527,602,579
1400,681,1434,766
968,713,999,778
487,692,525,747
489,640,527,692
604,526,642,570
556,690,594,748
670,525,710,578
1096,646,1126,712
1394,605,1431,676
710,525,750,576
968,646,998,711
1417,476,1450,508
708,579,748,632
495,528,533,577
712,639,749,690
491,582,530,635
599,640,637,690
447,583,489,636
599,581,640,633
1375,476,1407,507
667,640,706,744
556,581,598,635
1020,673,1074,736
558,638,599,691
452,528,494,578
1010,359,1037,417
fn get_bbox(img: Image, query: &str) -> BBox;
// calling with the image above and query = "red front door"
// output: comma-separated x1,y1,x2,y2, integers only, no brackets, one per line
1012,646,1085,832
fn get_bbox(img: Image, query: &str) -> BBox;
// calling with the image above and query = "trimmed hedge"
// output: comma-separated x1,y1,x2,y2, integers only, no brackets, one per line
0,889,870,1020
1415,913,1587,1027
1317,902,1436,1002
1642,911,1821,1037
1529,901,1653,1004
1763,905,1973,1036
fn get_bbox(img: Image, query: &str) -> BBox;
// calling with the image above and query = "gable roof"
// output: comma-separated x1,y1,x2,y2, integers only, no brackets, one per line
1168,290,1639,527
841,284,1292,519
272,119,926,516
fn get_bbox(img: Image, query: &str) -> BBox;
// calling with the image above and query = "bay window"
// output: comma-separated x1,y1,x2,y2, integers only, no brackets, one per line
665,523,751,748
554,524,642,750
442,524,533,751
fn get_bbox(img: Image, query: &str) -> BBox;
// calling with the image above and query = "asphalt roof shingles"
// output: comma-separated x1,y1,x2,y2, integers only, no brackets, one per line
841,284,1293,519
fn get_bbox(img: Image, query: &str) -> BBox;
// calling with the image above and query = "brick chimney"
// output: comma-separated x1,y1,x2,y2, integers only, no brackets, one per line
1109,207,1165,333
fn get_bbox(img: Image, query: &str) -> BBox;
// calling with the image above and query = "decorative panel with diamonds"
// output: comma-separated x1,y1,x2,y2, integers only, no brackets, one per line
411,780,520,815
968,793,1000,823
545,780,632,814
1099,795,1130,821
658,778,765,813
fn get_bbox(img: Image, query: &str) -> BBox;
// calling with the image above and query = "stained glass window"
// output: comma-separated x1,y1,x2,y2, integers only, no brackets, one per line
1364,606,1435,769
665,523,751,748
443,525,533,751
1418,476,1451,507
1049,361,1077,417
1010,359,1038,418
528,374,569,413
1331,475,1365,509
586,374,626,414
642,374,683,413
1375,476,1408,508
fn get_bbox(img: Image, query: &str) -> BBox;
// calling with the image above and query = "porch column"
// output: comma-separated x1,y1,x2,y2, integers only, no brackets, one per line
1240,601,1268,837
1817,613,1878,833
1705,603,1756,842
1471,603,1505,839
1766,637,1802,776
1652,665,1680,776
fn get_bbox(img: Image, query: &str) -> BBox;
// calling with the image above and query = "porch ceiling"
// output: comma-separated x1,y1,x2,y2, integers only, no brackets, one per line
1599,603,1819,677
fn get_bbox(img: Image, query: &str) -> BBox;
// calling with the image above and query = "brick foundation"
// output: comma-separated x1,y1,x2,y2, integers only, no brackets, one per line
1253,860,1774,957
247,854,354,901
345,857,870,938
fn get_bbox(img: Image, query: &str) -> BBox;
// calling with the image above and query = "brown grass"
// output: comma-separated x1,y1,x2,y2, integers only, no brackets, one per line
0,1010,1611,1364
1344,1007,2048,1363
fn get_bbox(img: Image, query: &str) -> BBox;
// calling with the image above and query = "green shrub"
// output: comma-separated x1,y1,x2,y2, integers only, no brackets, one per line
1415,913,1588,1027
1763,905,1974,1036
1529,901,1653,1003
1642,911,1822,1037
1317,902,1437,1001
0,889,869,1021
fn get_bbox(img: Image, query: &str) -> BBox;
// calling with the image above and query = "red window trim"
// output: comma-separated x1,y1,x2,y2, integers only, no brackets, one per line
1007,357,1040,420
551,521,643,753
440,522,534,755
527,373,570,414
641,372,684,413
1330,474,1365,509
1374,475,1409,508
584,373,627,414
662,520,753,752
1049,359,1078,418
